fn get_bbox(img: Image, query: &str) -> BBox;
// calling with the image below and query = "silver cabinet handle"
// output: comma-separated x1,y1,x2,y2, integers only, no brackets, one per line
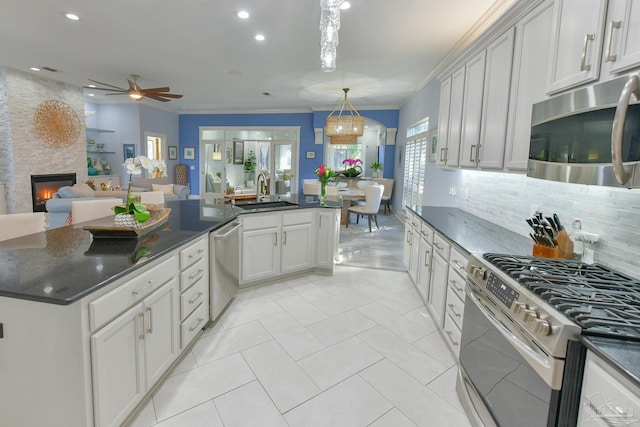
274,232,278,246
132,279,156,296
605,20,621,62
433,242,443,250
189,291,204,305
439,147,448,163
447,303,461,318
139,312,145,340
188,249,204,259
146,307,153,334
189,317,204,332
612,75,639,185
189,269,203,281
424,250,431,267
283,231,287,245
469,145,476,163
449,279,464,294
452,260,466,271
580,33,595,72
445,330,459,347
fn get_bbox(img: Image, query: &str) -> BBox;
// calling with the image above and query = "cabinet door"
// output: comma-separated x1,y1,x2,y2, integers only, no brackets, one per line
417,238,432,304
505,0,554,170
91,304,145,427
143,279,179,389
459,51,486,168
281,223,312,274
478,28,515,169
402,221,413,271
446,66,466,167
547,0,607,93
408,228,420,283
241,227,280,282
315,210,337,268
429,252,448,328
607,0,640,74
437,77,452,167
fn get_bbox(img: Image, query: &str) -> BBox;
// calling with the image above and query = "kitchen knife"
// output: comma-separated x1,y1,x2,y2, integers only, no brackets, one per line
553,213,564,231
545,216,558,232
526,218,535,229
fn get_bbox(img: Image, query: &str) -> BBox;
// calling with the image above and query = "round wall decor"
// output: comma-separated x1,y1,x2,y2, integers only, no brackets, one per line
33,100,81,148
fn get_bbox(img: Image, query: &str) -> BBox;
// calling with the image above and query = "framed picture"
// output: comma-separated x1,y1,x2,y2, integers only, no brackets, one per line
123,144,136,160
233,140,244,165
168,145,177,160
429,128,438,162
184,146,196,160
305,150,316,159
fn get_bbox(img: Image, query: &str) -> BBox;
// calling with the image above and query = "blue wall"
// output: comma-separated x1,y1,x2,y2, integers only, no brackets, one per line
179,110,399,195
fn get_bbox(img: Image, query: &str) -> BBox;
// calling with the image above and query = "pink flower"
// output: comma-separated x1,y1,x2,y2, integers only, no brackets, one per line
342,158,363,167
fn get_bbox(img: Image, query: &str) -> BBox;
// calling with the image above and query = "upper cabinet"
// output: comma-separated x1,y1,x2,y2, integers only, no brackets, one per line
437,67,465,167
547,0,608,94
603,0,640,75
458,51,486,168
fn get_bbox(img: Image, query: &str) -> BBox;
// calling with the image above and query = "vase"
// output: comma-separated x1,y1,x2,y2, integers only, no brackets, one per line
114,213,142,229
320,181,327,204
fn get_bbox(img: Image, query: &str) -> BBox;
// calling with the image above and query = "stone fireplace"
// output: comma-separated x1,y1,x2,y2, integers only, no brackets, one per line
30,173,76,212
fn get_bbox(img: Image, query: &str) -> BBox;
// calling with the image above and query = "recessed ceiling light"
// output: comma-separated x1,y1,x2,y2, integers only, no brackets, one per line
340,2,351,10
237,10,249,19
65,13,80,21
88,93,95,97
30,67,41,71
87,84,96,88
255,34,265,41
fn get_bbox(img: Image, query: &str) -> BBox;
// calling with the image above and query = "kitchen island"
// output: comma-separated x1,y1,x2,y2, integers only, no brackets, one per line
0,195,340,427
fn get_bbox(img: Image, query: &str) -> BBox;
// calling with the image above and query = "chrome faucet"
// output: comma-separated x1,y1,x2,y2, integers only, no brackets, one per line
256,173,267,202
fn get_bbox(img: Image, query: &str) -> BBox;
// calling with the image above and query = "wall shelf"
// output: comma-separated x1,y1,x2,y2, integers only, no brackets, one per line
87,128,115,133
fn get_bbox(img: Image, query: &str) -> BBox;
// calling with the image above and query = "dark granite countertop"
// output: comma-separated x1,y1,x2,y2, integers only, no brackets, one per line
581,336,640,389
407,205,532,256
0,195,340,305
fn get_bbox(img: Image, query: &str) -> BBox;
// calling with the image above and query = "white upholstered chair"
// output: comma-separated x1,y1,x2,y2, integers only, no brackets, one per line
140,190,165,205
356,180,377,189
346,184,384,232
71,198,121,224
0,212,46,241
302,180,338,196
373,178,394,213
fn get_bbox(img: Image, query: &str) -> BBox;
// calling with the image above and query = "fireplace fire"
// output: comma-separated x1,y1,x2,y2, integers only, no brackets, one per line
31,173,76,212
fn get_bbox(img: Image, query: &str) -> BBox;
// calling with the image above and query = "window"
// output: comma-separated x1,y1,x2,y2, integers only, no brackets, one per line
145,132,166,161
402,118,429,208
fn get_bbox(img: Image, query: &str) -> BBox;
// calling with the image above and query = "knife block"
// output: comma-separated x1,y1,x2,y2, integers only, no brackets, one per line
532,229,574,259
532,243,561,258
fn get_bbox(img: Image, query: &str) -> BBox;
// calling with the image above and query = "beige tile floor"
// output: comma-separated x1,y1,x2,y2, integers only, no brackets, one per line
127,266,472,427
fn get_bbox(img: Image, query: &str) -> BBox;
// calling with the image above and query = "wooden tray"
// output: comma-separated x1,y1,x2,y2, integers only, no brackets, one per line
83,208,171,239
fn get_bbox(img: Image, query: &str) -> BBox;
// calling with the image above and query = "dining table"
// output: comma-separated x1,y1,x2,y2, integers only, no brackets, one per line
336,188,365,225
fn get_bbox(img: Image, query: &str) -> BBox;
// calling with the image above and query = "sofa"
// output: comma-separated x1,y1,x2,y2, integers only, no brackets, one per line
46,179,189,229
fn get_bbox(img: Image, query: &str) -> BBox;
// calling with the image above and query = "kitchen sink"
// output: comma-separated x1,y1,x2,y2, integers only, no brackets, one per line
235,201,299,211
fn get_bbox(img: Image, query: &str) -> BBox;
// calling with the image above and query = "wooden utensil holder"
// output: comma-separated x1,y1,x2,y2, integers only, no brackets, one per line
532,229,574,259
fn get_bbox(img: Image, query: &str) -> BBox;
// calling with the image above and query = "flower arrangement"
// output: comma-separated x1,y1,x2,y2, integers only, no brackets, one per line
341,158,363,177
115,156,168,223
315,164,337,184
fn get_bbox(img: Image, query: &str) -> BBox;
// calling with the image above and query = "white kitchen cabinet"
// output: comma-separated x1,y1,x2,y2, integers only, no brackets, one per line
315,209,339,269
91,278,179,427
437,77,452,167
505,0,554,170
403,210,421,283
459,51,486,168
281,223,313,273
547,0,608,94
417,237,432,303
478,27,515,169
178,235,209,349
241,226,280,282
577,350,640,426
444,66,466,167
429,249,449,328
604,0,640,75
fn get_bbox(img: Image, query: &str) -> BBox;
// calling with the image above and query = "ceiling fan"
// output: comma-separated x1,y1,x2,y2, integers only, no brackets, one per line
83,74,183,102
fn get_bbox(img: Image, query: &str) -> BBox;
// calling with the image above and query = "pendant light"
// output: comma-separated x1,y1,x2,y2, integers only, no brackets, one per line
325,88,364,145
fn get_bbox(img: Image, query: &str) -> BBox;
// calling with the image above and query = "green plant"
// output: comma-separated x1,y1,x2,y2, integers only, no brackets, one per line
244,150,256,174
370,162,382,170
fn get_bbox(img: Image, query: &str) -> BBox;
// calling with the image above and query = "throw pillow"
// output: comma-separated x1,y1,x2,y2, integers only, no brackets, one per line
152,183,174,196
58,183,95,198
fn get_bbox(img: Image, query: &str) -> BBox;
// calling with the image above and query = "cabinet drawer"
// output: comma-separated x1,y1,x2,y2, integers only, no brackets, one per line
443,314,461,357
180,256,207,292
181,302,208,348
180,274,208,321
449,246,468,275
179,237,207,270
432,233,451,259
419,222,434,243
447,267,466,301
242,213,279,230
411,213,422,228
282,210,313,226
446,287,464,330
90,255,178,332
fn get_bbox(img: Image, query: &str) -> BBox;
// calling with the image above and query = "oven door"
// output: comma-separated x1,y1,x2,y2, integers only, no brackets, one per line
458,284,563,427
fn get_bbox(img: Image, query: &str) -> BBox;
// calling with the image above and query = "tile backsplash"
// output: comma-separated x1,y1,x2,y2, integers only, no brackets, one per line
459,170,640,277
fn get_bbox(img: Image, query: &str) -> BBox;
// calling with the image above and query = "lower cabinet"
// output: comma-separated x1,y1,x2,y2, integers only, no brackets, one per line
429,250,449,328
315,209,339,269
91,277,179,427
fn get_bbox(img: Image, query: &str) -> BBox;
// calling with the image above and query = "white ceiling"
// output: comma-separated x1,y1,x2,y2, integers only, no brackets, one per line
1,0,508,112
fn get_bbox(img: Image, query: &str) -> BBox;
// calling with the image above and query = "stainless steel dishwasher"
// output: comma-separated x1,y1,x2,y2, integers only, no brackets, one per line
210,221,240,320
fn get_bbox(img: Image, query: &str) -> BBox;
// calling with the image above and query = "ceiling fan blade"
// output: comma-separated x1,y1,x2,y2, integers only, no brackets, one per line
144,94,171,102
84,86,128,93
139,87,171,94
104,92,130,96
88,79,127,91
149,92,183,99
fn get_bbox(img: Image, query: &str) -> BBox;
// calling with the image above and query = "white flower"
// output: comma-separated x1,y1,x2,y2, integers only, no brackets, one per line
123,157,142,175
122,155,167,178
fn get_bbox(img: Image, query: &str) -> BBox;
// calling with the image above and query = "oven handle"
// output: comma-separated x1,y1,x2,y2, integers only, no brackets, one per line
465,284,561,389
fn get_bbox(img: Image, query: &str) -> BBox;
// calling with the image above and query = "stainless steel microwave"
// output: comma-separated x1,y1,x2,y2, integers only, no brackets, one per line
528,74,640,188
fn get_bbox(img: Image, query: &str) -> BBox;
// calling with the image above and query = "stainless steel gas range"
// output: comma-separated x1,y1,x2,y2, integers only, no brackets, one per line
457,253,640,427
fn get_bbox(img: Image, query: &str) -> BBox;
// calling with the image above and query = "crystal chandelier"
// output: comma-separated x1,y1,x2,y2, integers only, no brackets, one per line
325,88,364,144
320,0,344,72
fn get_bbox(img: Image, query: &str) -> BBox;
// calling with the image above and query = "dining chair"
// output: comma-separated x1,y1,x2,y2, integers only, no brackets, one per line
356,180,378,189
140,190,165,205
71,198,121,224
346,184,384,232
373,178,394,213
302,180,321,195
0,212,46,241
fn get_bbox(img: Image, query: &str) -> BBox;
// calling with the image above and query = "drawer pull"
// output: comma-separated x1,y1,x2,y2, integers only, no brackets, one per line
132,279,156,296
139,312,145,340
188,292,204,305
189,269,203,281
580,33,595,72
452,260,465,271
449,279,464,294
433,242,443,250
146,307,153,334
188,249,204,259
424,250,431,267
189,317,205,332
446,330,459,347
447,304,461,318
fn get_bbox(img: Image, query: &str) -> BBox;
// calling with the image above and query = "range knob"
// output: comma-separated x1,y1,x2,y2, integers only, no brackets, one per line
512,302,527,314
534,318,552,336
523,308,539,323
